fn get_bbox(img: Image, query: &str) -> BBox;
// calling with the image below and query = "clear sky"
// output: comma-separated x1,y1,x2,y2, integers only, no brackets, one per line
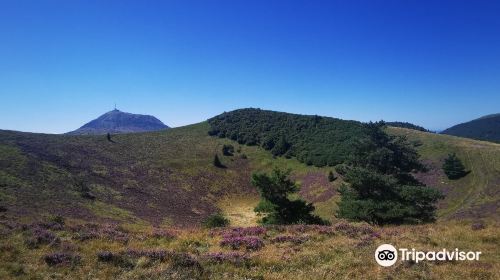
0,0,499,133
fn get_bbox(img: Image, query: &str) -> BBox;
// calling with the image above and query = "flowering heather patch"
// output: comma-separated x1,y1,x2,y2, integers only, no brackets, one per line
70,223,99,241
44,252,80,266
286,224,310,234
25,226,60,248
71,223,129,242
101,224,130,242
151,228,177,239
220,236,264,251
316,226,335,235
21,222,62,231
37,221,64,231
271,235,310,244
0,220,20,231
203,252,250,264
220,226,267,238
170,252,200,268
123,248,169,261
285,225,335,235
265,225,287,233
355,235,375,248
333,222,376,238
471,221,486,231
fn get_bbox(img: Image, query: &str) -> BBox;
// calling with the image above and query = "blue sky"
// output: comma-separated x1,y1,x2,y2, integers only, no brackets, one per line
0,0,499,133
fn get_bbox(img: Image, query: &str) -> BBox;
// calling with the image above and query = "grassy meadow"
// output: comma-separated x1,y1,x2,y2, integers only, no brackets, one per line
1,122,499,279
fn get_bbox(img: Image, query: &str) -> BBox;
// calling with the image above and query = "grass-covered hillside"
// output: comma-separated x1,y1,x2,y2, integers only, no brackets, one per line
441,113,500,142
0,121,329,227
389,127,500,221
1,110,499,228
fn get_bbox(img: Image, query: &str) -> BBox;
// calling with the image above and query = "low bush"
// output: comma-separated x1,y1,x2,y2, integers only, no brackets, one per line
203,213,230,228
44,252,80,266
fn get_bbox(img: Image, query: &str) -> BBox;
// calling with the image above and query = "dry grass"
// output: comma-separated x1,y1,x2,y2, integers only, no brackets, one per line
0,217,498,280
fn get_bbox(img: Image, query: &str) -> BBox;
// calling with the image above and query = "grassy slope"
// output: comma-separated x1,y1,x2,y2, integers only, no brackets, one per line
0,122,326,227
0,219,498,279
389,127,500,220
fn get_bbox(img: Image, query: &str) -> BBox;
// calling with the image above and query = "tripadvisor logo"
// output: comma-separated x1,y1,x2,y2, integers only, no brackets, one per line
375,244,482,267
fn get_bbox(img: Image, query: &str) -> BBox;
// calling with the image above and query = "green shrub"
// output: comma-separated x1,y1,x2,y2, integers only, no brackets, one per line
213,154,225,168
222,144,235,156
203,213,230,228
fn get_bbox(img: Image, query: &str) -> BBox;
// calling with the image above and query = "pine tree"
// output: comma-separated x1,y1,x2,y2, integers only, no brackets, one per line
222,144,235,156
328,171,337,182
337,122,443,225
442,153,467,179
213,154,224,168
252,168,326,225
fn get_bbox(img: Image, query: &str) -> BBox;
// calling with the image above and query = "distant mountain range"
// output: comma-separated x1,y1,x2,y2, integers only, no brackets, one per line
441,113,500,142
67,109,169,135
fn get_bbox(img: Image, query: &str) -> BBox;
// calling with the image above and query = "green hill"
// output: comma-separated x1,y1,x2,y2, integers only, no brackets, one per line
0,110,499,228
385,121,429,132
208,108,368,166
441,113,500,142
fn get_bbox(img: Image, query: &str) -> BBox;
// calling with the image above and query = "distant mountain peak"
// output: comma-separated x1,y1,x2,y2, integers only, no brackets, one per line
67,109,169,135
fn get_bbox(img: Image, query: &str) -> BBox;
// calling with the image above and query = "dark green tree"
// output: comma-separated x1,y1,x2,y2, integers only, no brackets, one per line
328,171,337,182
106,133,115,143
213,154,225,168
222,144,235,156
252,168,326,225
271,136,291,156
442,153,467,179
337,122,443,225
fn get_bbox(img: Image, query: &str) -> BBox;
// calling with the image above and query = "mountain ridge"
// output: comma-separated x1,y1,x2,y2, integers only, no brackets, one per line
441,113,500,142
67,109,169,135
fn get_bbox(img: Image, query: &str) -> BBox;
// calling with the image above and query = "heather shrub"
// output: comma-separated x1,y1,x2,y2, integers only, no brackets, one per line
170,252,200,269
271,235,309,244
48,215,65,227
151,228,177,239
97,251,114,262
71,223,129,243
471,221,486,231
221,226,267,238
220,236,264,251
44,252,80,266
124,249,169,261
203,252,250,265
25,227,60,249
